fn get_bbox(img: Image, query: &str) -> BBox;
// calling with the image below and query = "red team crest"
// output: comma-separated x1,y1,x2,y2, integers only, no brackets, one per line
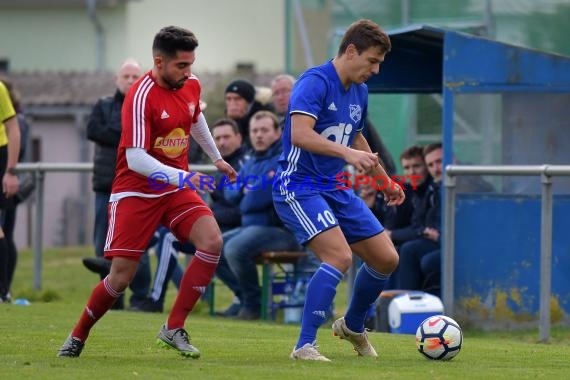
188,102,196,118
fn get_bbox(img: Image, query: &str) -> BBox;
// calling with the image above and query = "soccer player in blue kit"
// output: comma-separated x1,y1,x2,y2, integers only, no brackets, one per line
273,19,405,361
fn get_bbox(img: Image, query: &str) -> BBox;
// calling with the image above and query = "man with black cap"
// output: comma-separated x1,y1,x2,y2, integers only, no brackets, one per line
224,78,274,148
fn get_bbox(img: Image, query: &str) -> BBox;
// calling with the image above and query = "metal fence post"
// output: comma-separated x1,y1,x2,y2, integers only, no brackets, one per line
443,169,456,316
539,169,553,342
33,169,45,291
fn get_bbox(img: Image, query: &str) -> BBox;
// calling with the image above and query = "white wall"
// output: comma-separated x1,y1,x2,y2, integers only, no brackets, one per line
0,7,100,71
0,1,285,73
123,0,285,73
14,118,94,248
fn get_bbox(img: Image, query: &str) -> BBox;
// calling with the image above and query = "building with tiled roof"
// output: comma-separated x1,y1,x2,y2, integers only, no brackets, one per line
10,71,116,108
10,70,277,110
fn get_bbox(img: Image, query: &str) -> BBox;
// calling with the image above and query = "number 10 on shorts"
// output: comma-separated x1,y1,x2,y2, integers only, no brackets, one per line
317,210,336,228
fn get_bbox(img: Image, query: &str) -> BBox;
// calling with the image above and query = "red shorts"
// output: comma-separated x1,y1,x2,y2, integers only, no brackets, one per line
104,190,213,259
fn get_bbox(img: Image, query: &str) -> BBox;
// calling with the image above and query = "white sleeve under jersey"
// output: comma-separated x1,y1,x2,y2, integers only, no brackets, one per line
126,147,190,187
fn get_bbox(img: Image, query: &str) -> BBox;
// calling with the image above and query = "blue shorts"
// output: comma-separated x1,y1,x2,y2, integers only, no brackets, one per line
273,188,383,245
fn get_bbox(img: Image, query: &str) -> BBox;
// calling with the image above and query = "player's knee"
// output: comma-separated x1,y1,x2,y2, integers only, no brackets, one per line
107,273,130,293
332,253,353,273
370,249,399,275
198,233,223,254
386,251,399,273
379,248,399,274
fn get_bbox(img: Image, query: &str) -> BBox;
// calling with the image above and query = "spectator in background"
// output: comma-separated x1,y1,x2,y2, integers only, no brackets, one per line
208,118,250,232
424,143,442,184
270,74,295,128
385,146,431,246
83,59,151,310
0,76,33,300
397,143,442,296
0,77,20,303
224,78,274,148
221,110,301,320
357,145,422,294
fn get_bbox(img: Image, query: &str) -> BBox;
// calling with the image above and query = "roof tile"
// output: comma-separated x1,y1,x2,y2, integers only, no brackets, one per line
9,70,279,108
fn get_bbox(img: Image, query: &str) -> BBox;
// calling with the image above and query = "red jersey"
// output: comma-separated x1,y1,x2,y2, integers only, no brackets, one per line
111,70,202,198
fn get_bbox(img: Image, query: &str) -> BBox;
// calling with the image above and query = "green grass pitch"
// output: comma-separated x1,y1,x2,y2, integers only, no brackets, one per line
1,246,569,379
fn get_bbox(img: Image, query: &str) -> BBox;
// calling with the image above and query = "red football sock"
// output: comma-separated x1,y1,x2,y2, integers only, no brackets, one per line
167,250,219,329
71,276,122,341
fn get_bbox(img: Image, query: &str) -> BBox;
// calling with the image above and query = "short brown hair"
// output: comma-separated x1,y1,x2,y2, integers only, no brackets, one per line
423,142,442,157
250,110,279,130
400,145,424,161
337,19,391,56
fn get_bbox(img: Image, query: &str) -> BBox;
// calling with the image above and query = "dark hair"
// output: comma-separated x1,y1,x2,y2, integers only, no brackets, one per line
338,19,391,56
152,26,199,58
400,145,424,161
250,110,279,130
423,142,442,157
212,118,240,134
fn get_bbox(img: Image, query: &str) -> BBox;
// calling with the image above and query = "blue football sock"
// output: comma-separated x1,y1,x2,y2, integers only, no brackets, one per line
296,263,343,349
344,263,389,333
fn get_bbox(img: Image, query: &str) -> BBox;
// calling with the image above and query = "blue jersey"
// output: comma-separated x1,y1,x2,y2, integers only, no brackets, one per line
272,61,382,245
275,60,368,192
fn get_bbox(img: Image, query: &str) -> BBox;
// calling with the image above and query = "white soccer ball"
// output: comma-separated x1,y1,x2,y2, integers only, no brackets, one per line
415,315,463,360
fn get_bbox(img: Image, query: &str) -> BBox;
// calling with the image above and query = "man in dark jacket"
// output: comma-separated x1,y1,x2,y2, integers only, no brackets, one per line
397,143,442,295
209,119,250,231
84,59,150,310
383,146,435,246
218,111,301,320
359,145,432,292
224,78,275,149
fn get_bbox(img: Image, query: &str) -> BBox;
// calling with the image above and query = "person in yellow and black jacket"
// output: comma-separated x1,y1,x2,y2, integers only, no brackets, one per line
0,77,20,303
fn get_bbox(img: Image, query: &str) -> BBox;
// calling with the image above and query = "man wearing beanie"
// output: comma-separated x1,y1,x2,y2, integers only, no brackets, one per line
224,78,274,148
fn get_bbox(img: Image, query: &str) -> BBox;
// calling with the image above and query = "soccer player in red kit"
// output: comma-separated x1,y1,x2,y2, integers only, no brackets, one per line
58,26,237,359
